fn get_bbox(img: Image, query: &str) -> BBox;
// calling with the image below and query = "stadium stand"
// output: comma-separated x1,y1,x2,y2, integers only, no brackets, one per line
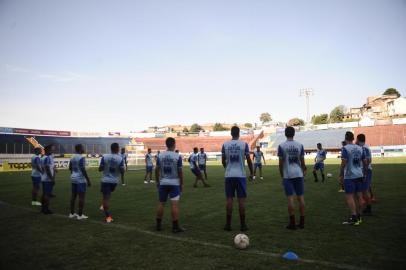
353,125,406,146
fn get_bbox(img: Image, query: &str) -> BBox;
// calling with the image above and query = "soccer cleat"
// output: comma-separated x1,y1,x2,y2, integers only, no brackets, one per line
252,176,256,180
150,180,155,183
77,214,89,220
172,226,186,233
122,183,126,186
223,224,232,231
338,189,345,193
240,224,249,232
144,181,148,184
99,205,104,211
69,213,78,219
260,177,264,180
297,223,304,229
106,216,114,223
342,217,357,225
32,201,42,206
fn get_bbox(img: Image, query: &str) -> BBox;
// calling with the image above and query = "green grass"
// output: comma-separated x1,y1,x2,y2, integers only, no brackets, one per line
1,159,406,270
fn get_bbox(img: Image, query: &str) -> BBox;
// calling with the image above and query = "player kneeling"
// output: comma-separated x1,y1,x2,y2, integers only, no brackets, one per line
155,137,185,233
69,144,91,220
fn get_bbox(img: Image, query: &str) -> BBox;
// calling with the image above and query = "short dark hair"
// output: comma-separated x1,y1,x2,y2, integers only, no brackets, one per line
75,144,83,153
166,137,176,148
231,126,240,137
44,144,53,152
317,143,322,147
345,131,354,141
357,133,366,143
193,147,198,152
34,147,42,154
342,141,347,146
285,126,295,138
111,143,119,152
200,148,204,151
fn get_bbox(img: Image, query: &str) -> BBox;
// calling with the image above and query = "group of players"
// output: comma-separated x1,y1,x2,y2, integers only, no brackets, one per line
29,125,374,232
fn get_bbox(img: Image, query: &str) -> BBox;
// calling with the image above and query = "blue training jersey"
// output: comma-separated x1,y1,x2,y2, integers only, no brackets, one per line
145,153,153,167
222,140,250,178
316,149,327,164
341,144,366,179
100,154,124,183
41,155,55,182
277,140,305,179
156,151,182,186
70,154,86,184
197,153,207,165
189,153,198,169
253,151,263,164
31,154,42,177
361,144,372,171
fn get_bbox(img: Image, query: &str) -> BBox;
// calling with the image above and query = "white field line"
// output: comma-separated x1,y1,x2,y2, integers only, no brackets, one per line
0,200,373,270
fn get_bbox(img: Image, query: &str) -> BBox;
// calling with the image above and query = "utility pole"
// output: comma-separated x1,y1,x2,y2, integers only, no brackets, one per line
299,88,314,124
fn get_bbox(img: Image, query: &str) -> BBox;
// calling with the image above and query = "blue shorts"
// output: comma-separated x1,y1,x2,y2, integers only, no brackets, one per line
283,177,304,196
146,166,153,173
32,176,41,189
158,185,181,202
344,178,363,194
254,163,262,170
191,168,201,176
199,164,206,171
72,183,87,194
42,182,54,196
225,177,247,198
101,182,117,196
313,162,324,171
360,170,372,192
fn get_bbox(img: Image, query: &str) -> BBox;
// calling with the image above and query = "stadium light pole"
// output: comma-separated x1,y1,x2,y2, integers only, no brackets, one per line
299,88,314,124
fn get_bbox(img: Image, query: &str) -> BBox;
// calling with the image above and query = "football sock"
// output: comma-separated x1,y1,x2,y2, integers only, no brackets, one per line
299,216,305,227
172,220,179,229
289,215,296,226
226,214,232,226
313,172,318,182
240,214,246,227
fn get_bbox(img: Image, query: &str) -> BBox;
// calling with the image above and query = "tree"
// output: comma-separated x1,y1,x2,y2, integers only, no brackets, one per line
311,113,329,125
182,127,189,133
329,106,345,123
287,118,305,126
213,123,229,131
383,88,401,97
259,112,272,124
244,123,253,128
189,123,203,133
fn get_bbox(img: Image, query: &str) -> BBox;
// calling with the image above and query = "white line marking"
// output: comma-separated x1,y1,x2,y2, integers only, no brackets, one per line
0,200,374,270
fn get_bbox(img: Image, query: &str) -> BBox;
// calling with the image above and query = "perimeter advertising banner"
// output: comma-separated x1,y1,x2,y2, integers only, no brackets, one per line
0,158,101,172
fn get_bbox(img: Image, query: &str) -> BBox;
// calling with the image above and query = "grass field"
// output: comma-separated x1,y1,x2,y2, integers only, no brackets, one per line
1,158,406,270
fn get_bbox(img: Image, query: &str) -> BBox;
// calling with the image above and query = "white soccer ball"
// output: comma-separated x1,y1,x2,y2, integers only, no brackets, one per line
234,234,250,250
327,173,333,178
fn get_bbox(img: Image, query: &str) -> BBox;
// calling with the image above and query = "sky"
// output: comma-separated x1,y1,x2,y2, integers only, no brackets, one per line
0,0,405,132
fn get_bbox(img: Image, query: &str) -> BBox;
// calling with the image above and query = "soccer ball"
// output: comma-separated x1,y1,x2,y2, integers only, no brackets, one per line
327,173,333,178
234,234,250,249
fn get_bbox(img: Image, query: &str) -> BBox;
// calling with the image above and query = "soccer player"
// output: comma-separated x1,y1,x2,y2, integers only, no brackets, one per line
278,127,307,230
356,134,373,215
40,144,56,214
197,147,208,180
155,137,185,233
120,147,128,186
99,143,125,223
31,147,43,206
338,141,347,192
222,126,253,232
189,147,210,188
313,143,327,183
252,146,266,180
144,148,154,184
340,131,367,226
69,144,91,220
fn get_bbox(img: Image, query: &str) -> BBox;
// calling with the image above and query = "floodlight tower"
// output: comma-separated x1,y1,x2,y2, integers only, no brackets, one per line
299,88,314,124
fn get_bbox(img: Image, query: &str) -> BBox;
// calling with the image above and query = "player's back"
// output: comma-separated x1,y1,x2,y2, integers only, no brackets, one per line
278,140,305,179
362,144,372,170
41,155,55,181
70,154,86,183
254,151,262,164
342,144,364,179
222,139,249,178
101,154,123,183
189,153,197,168
31,154,41,177
198,153,206,165
145,153,153,166
157,151,182,185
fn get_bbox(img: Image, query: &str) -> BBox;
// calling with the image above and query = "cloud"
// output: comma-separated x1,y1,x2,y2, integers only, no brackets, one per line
4,64,89,82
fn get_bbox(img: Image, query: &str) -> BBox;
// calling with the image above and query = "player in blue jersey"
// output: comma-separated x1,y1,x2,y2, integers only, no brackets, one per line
40,144,56,214
340,131,368,226
252,146,266,180
155,137,185,233
31,147,43,206
189,147,210,188
222,126,253,232
313,143,327,183
69,144,91,220
278,126,307,230
144,148,155,184
120,147,128,186
197,148,208,180
356,134,373,215
99,143,125,223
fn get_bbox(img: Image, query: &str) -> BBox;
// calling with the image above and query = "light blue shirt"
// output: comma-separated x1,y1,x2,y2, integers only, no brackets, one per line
278,140,305,179
41,155,55,182
361,144,372,170
222,140,250,178
253,151,263,164
70,154,86,184
145,153,153,167
189,153,198,169
197,153,207,165
341,144,366,179
31,154,42,177
156,151,182,186
100,154,124,183
316,149,327,164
